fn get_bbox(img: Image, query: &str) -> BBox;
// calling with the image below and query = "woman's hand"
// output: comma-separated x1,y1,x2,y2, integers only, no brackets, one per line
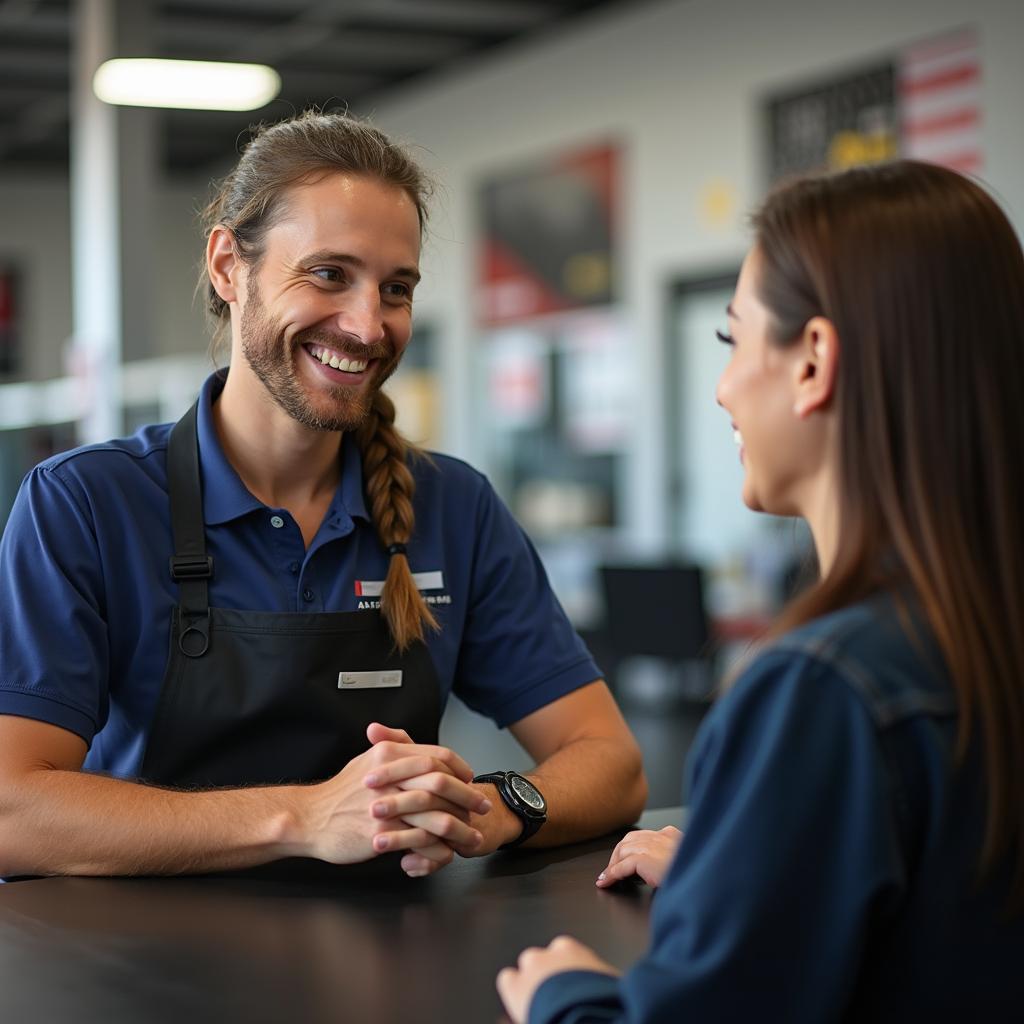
496,935,620,1024
595,825,682,889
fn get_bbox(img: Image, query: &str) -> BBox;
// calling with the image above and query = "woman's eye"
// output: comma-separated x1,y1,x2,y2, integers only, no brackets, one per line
383,282,412,300
715,329,735,346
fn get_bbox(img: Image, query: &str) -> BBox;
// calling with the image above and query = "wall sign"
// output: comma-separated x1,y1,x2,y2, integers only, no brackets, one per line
765,62,898,181
0,266,19,378
478,143,619,325
764,28,982,182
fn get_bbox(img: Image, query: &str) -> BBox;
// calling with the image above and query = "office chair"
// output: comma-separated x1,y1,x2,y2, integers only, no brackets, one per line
597,563,714,704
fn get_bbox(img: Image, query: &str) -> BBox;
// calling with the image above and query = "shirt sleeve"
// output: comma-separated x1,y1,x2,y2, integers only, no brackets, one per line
530,971,623,1024
451,479,601,728
0,464,109,743
530,650,906,1024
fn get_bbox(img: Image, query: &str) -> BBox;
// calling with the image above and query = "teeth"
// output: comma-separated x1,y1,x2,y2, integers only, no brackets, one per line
733,429,743,447
309,345,368,373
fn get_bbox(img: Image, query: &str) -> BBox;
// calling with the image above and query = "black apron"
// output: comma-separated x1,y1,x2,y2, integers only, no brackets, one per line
139,401,441,789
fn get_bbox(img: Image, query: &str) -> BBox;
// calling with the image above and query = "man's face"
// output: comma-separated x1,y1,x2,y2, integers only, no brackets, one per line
236,172,421,432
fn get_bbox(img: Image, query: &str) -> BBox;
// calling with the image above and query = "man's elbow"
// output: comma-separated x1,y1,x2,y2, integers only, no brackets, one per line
615,737,648,825
0,793,37,878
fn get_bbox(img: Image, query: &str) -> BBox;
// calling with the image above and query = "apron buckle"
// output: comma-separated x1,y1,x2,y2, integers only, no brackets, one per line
169,555,214,580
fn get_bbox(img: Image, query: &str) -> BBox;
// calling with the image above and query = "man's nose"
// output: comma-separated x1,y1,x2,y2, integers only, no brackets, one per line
338,289,385,345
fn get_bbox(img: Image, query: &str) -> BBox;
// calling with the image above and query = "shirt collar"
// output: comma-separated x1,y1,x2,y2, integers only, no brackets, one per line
337,428,370,523
194,369,370,527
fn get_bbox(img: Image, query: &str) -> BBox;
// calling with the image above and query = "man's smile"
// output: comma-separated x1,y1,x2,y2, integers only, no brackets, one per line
304,342,370,374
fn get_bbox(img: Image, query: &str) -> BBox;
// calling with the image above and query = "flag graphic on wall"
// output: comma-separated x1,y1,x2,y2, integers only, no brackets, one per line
899,29,982,175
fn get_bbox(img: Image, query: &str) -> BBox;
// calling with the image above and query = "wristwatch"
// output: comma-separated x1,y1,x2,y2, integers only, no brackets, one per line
472,770,547,849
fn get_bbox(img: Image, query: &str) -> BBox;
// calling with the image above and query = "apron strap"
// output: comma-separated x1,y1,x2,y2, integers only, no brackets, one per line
167,401,212,657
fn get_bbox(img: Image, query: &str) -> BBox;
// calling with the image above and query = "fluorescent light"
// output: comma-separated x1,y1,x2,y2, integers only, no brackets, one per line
93,58,280,111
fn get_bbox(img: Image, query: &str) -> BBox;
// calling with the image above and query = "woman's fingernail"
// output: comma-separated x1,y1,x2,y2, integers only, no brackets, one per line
478,798,492,813
375,835,389,851
597,872,606,881
372,802,388,817
364,773,379,786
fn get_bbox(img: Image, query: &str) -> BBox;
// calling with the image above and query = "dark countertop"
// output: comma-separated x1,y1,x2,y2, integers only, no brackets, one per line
0,807,682,1024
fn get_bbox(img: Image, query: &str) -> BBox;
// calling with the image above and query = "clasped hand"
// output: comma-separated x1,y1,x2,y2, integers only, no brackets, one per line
302,722,491,877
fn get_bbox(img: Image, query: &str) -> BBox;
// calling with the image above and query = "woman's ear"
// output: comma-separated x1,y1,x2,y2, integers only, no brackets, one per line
207,226,241,305
793,316,839,419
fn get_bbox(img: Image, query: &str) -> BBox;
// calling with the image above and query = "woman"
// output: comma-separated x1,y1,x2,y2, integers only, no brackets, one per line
497,160,1024,1022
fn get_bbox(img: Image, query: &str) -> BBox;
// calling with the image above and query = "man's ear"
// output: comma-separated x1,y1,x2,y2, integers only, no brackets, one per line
793,316,839,419
207,226,242,305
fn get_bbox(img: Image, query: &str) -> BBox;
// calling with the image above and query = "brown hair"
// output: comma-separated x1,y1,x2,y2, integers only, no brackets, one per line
199,110,438,650
751,160,1024,902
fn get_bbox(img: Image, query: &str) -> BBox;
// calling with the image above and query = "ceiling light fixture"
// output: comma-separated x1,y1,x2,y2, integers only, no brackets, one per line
93,58,280,111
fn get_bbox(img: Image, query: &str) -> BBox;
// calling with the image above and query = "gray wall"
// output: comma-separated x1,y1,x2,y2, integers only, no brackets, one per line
0,0,1020,549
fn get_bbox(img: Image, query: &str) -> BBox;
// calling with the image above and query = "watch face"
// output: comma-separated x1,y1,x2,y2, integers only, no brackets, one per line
510,774,545,812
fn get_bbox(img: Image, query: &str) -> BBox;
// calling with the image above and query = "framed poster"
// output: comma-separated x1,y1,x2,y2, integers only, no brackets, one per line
478,143,619,325
0,265,19,378
765,62,898,181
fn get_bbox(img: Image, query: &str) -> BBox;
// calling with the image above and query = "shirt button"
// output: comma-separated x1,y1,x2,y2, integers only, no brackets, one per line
302,588,314,602
289,562,300,575
270,515,285,529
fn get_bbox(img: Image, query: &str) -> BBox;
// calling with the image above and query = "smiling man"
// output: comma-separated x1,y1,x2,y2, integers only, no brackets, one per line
0,111,645,879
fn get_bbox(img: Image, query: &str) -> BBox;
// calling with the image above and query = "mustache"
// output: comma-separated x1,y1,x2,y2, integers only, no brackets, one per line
294,328,395,364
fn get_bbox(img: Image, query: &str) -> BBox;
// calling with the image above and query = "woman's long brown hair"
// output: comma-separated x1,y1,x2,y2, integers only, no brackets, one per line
753,160,1024,901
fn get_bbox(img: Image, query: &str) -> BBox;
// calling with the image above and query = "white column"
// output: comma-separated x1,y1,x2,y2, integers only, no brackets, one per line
114,0,157,367
70,0,121,443
70,0,156,443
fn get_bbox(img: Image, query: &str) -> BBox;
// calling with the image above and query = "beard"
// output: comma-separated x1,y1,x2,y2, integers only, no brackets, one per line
239,282,402,432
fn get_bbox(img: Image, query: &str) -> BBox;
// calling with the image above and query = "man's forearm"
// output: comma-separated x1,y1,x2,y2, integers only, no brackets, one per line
473,736,647,852
522,734,647,846
0,769,308,877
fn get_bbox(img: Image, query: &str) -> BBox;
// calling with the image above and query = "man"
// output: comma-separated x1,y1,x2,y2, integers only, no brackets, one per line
0,111,645,878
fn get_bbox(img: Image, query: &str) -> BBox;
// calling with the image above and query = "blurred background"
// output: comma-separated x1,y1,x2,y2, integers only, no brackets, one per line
1,0,1020,804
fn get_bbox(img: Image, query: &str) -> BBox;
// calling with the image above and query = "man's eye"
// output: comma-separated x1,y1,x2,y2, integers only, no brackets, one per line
383,282,412,299
312,267,343,283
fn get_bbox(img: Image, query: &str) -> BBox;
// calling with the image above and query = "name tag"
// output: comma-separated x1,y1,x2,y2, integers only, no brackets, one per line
356,571,444,598
338,670,403,690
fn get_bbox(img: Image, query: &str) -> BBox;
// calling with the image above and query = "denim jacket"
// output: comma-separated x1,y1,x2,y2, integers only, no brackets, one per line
531,595,1024,1023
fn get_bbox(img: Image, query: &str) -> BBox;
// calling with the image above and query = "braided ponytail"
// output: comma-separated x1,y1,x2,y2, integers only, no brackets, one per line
195,110,439,648
356,391,438,651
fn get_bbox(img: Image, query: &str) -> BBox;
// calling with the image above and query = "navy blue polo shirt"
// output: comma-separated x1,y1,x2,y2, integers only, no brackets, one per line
0,371,601,779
